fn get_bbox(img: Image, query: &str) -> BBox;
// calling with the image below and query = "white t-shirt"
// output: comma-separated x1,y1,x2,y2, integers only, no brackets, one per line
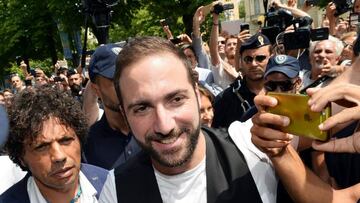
154,157,207,203
228,120,278,203
210,59,237,89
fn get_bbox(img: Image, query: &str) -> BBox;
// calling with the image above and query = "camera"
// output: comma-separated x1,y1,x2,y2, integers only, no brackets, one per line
212,3,234,15
15,56,22,66
54,77,64,83
160,19,168,27
333,0,352,17
283,28,329,50
261,6,293,43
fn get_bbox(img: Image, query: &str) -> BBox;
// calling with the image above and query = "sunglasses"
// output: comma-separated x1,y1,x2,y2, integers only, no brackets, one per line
264,80,296,92
243,55,267,64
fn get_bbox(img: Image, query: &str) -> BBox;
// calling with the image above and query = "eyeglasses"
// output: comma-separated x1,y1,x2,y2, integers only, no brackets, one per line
264,80,296,92
243,55,267,64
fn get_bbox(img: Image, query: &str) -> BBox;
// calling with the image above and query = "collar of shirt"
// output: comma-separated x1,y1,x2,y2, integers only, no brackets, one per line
27,171,98,203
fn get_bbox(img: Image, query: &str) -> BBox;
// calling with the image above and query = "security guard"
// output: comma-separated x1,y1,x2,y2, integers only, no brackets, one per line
212,33,272,129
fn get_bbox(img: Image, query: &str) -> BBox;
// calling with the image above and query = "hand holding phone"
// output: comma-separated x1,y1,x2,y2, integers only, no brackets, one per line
266,92,331,141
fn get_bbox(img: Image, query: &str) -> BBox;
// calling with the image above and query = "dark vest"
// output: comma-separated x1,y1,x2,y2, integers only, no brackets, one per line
114,127,262,203
0,164,109,203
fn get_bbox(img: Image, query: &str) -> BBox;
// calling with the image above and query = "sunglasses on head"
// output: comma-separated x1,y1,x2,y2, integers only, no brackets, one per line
243,55,267,64
264,80,296,92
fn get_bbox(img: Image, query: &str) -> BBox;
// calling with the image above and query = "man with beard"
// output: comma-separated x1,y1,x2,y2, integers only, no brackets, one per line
67,70,84,100
113,36,262,203
83,43,141,170
0,85,116,202
212,33,271,129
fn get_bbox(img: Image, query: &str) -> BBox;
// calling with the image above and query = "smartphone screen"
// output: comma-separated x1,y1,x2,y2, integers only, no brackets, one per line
266,92,331,141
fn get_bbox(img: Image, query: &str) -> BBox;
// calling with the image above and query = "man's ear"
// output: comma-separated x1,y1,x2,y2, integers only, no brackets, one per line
295,77,303,92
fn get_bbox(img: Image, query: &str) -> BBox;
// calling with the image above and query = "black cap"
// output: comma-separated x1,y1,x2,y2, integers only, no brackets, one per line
89,42,125,82
240,33,271,54
264,55,300,79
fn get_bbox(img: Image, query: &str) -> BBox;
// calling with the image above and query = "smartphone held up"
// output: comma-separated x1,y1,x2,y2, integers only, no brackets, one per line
266,92,331,141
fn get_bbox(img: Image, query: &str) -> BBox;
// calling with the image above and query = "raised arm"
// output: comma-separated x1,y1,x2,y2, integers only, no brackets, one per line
82,81,100,127
209,12,221,66
192,6,211,69
271,0,310,18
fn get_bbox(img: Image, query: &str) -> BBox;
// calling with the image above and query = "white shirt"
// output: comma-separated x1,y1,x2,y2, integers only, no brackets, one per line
154,157,207,203
0,156,27,194
27,169,117,203
210,59,237,89
228,120,278,203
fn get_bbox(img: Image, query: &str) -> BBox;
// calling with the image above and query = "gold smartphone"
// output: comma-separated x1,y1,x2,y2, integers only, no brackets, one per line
266,92,331,141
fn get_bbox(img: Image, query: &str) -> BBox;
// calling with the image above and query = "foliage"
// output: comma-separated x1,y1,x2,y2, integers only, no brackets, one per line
239,1,246,19
1,0,240,81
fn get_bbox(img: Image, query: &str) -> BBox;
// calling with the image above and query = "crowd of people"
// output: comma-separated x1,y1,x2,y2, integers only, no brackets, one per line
1,0,360,202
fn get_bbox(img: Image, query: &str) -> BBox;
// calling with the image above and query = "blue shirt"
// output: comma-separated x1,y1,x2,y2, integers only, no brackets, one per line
83,114,141,170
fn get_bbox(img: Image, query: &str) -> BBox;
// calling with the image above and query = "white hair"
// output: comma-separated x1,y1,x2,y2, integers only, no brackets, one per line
309,35,344,56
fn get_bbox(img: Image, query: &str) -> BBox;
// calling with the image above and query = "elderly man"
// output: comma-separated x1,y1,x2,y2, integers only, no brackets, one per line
113,36,262,202
301,36,344,88
0,86,116,202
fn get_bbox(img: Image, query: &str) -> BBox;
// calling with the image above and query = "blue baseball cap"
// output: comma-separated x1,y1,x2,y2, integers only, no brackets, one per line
264,55,300,79
89,42,125,82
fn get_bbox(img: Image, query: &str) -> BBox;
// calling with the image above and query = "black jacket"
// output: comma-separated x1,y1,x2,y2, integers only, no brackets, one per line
114,127,262,203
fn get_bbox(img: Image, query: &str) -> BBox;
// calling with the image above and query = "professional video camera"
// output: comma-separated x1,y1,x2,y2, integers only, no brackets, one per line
281,17,329,50
262,5,328,50
261,6,293,44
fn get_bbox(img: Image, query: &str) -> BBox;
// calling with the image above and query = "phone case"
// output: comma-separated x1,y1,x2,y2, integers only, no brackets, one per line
266,92,331,141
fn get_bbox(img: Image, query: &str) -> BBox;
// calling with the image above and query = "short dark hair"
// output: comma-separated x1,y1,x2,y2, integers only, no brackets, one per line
5,85,88,171
225,34,237,45
114,36,197,104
